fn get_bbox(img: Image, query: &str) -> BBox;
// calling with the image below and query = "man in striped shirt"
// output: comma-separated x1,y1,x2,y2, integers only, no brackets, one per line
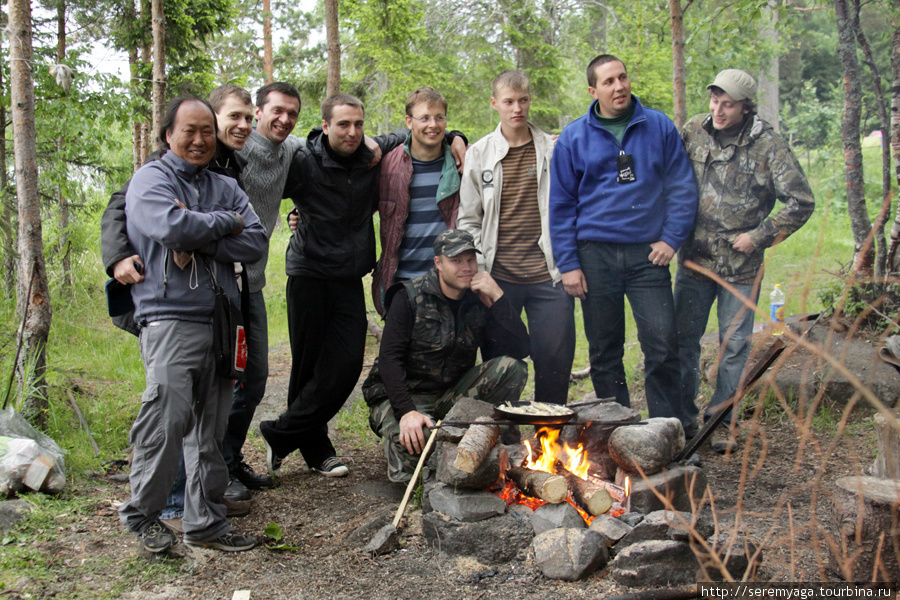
458,70,575,405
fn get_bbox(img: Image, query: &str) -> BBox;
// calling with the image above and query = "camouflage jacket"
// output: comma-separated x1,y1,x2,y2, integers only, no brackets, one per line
678,114,814,284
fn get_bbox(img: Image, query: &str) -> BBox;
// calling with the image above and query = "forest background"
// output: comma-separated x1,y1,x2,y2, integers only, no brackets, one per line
0,0,896,535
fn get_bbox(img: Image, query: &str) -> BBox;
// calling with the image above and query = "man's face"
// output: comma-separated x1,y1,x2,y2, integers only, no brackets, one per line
404,101,447,154
589,60,632,118
323,104,365,156
709,91,748,130
166,100,217,167
434,250,478,295
255,91,300,145
215,94,254,151
490,86,531,131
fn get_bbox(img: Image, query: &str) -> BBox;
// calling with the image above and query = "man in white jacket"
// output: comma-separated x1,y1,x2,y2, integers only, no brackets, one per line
458,70,575,404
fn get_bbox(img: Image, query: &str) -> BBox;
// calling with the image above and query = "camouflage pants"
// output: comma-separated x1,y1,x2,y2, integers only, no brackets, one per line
368,356,527,483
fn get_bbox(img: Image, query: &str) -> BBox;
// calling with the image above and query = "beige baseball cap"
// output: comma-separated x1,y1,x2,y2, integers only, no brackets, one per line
707,69,757,101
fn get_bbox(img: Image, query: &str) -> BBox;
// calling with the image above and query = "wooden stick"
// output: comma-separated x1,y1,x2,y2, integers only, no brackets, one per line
392,419,440,527
507,466,568,503
66,389,100,457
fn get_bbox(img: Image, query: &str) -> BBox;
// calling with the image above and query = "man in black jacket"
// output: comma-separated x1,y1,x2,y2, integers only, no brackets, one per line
362,229,530,482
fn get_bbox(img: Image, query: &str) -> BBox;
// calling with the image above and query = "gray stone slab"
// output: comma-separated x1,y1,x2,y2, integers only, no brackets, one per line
609,417,685,475
704,533,764,580
0,500,31,536
610,539,699,587
422,511,533,565
616,465,708,514
428,487,507,523
531,502,586,536
533,528,609,581
589,513,633,546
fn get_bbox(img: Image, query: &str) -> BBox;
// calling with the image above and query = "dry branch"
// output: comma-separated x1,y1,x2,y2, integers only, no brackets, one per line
453,416,500,474
555,461,612,516
507,466,568,504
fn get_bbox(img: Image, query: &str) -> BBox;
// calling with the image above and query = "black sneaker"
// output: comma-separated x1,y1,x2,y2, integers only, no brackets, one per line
139,520,177,553
224,476,252,502
314,456,349,478
232,461,274,489
186,531,257,552
260,422,283,477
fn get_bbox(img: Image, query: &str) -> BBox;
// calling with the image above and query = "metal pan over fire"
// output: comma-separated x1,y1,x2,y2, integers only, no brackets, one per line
493,402,575,425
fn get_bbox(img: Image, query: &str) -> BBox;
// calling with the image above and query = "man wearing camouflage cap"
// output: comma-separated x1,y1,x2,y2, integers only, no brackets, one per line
675,69,815,453
363,229,530,482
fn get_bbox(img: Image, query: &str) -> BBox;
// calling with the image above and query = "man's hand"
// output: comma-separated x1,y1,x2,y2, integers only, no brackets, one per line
113,255,144,284
732,233,756,254
561,269,588,300
288,209,299,233
399,410,435,455
471,271,503,307
450,135,467,173
365,135,383,168
648,241,675,266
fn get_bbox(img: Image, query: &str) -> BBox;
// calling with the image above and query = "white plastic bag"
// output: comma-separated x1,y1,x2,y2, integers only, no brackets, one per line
0,406,66,495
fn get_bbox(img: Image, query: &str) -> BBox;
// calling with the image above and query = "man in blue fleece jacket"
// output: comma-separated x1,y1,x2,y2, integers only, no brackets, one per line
549,54,699,433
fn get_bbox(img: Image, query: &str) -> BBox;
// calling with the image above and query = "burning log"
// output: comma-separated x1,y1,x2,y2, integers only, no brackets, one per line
453,416,500,474
507,466,568,504
555,461,613,516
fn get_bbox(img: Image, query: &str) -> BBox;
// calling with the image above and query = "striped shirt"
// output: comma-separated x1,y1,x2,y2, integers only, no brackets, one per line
491,141,551,284
395,157,447,279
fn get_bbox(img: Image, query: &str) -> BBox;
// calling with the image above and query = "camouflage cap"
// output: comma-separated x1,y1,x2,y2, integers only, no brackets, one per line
433,229,481,257
707,69,757,102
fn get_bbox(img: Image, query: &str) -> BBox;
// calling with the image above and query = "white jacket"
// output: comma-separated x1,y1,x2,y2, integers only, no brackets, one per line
458,123,560,283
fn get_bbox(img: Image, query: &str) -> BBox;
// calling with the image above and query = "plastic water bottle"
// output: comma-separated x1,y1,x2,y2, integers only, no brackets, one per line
770,284,786,335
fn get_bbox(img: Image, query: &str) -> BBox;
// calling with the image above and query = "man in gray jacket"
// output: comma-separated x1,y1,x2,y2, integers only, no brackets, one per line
118,97,267,554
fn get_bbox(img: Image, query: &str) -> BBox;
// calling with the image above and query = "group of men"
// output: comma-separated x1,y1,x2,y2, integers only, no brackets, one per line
103,52,814,556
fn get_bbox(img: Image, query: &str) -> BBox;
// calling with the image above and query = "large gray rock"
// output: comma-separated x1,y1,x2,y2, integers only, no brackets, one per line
428,487,507,522
423,511,533,565
0,500,30,536
703,533,763,581
589,514,633,546
435,442,507,489
533,528,609,581
610,539,699,587
608,418,685,475
531,502,586,536
618,510,715,549
616,465,708,513
561,401,641,480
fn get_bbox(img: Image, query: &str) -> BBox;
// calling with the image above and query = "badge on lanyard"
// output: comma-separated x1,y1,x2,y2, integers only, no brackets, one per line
616,150,636,184
482,170,494,188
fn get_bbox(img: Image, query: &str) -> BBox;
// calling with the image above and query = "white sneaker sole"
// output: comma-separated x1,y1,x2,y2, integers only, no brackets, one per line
314,465,349,478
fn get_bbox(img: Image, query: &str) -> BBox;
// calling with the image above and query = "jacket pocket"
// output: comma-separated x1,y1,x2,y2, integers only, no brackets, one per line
129,383,164,448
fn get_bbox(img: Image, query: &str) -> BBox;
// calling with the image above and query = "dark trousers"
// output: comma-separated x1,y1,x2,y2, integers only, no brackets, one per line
266,275,366,468
578,241,687,422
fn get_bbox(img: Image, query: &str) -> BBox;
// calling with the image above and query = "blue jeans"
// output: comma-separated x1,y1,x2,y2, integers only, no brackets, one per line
578,242,687,423
674,269,759,426
496,279,576,404
222,290,269,467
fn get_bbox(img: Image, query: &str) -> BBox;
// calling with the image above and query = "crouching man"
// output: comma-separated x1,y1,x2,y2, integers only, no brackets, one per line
363,229,530,483
118,97,267,553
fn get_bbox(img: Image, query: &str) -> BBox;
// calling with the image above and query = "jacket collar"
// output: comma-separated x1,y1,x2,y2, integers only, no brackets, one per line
700,112,767,147
401,132,461,201
587,95,646,131
489,121,550,157
308,126,375,168
160,151,205,180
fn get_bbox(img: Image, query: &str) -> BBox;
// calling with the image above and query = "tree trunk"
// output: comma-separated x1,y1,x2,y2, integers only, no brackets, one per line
890,3,900,273
151,0,166,145
126,0,141,172
262,0,273,84
669,0,692,130
141,0,152,160
0,38,15,299
10,0,52,428
853,0,891,277
325,0,340,96
872,412,900,479
57,0,71,289
835,0,874,274
757,0,780,131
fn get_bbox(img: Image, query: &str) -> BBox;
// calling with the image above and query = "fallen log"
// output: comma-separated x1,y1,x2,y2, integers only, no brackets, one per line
555,461,613,516
507,466,568,504
454,416,500,474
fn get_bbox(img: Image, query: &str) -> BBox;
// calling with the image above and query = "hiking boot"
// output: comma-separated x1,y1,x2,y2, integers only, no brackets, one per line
232,461,274,490
711,427,738,455
160,518,184,534
683,421,700,440
186,530,257,552
224,476,252,502
260,422,284,477
314,456,349,478
223,497,251,518
139,520,177,553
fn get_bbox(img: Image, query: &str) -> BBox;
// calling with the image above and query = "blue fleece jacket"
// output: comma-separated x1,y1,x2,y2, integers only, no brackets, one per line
125,151,268,324
549,96,698,274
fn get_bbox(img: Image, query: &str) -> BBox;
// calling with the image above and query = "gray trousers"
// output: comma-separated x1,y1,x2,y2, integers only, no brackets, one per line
118,320,233,543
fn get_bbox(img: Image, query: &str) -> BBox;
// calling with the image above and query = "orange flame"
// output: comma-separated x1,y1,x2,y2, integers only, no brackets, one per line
524,428,590,478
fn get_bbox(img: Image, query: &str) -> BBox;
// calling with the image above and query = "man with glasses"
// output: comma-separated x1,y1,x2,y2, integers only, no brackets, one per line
371,86,462,317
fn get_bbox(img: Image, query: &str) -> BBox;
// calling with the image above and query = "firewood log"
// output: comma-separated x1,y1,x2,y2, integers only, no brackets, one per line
554,461,613,516
507,466,568,504
453,417,500,474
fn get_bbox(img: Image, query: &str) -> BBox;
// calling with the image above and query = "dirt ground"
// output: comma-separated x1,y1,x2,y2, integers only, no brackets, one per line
10,335,881,600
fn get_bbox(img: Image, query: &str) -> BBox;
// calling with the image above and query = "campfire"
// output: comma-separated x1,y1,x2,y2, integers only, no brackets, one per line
496,426,630,524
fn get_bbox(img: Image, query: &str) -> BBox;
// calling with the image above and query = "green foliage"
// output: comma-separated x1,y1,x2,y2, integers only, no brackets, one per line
264,521,298,551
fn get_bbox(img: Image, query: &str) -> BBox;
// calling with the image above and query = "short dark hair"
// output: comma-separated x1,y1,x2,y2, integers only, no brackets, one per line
587,54,626,87
492,70,530,97
321,93,365,122
708,86,757,114
405,87,447,116
158,96,216,150
256,82,302,110
209,84,252,113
